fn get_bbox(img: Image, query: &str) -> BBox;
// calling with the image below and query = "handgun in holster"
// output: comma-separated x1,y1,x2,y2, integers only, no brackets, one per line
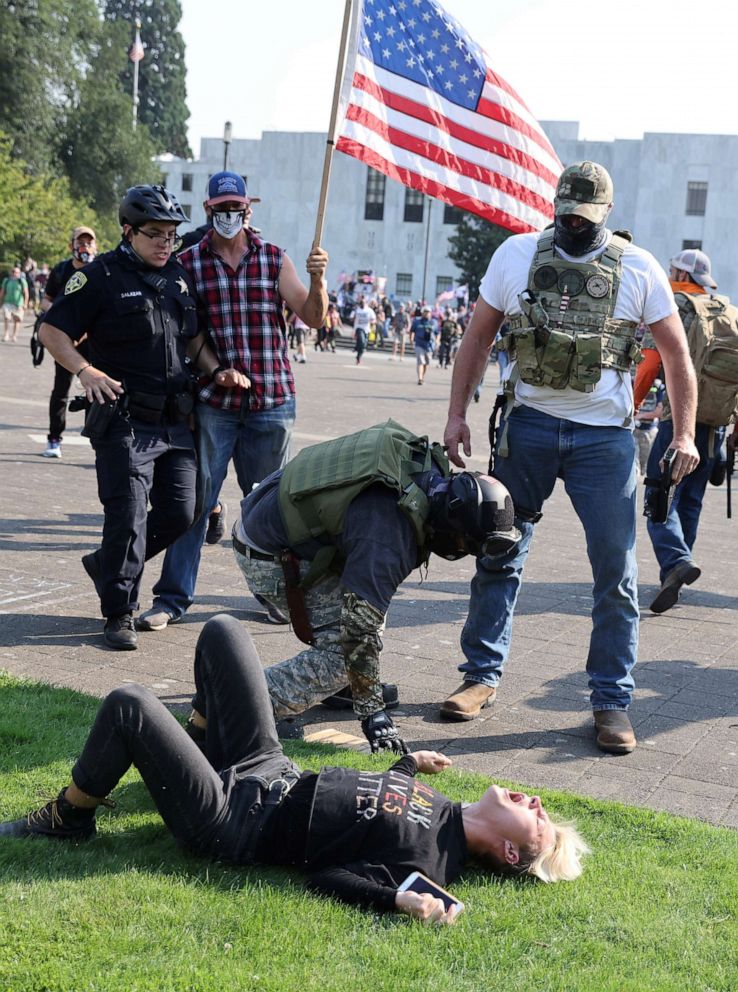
280,551,315,646
643,448,677,524
487,391,506,474
727,446,735,520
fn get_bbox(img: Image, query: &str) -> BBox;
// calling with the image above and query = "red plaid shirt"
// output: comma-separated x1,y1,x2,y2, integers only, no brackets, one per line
179,230,295,411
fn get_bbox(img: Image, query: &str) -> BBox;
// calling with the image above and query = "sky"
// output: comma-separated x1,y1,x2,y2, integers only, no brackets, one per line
178,0,738,156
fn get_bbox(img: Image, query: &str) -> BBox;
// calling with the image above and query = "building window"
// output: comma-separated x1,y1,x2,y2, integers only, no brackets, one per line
404,188,424,223
443,204,463,225
365,168,386,220
686,181,708,216
181,173,193,192
436,276,453,297
179,202,192,221
682,239,703,250
396,272,413,296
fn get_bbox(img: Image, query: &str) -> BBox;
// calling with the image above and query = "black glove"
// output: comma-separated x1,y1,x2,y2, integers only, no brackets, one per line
361,710,409,755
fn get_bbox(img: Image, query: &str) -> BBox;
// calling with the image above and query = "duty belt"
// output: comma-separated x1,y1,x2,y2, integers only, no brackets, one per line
231,531,278,562
126,390,194,425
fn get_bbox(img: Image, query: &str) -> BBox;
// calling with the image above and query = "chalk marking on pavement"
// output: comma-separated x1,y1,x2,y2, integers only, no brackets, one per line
0,591,94,614
1,395,48,409
28,433,90,446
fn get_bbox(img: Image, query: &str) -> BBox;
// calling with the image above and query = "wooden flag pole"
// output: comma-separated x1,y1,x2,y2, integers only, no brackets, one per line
313,0,354,248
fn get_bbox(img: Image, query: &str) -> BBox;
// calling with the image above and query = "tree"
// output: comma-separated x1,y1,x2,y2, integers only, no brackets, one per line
0,0,100,173
59,20,162,224
103,0,191,158
447,214,513,300
0,131,102,266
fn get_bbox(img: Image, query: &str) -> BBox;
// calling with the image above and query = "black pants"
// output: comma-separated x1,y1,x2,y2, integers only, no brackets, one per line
48,340,88,441
71,615,300,860
91,415,197,617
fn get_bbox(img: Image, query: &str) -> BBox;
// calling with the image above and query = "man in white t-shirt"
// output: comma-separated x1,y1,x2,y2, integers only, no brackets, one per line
442,161,699,755
353,297,375,365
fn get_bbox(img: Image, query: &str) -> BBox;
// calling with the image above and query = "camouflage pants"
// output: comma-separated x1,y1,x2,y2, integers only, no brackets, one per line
234,545,349,718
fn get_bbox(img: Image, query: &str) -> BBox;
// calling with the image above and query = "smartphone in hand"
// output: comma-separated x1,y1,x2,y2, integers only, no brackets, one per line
398,871,465,916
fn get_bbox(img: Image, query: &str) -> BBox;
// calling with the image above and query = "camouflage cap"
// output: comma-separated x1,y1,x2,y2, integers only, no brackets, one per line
554,161,613,223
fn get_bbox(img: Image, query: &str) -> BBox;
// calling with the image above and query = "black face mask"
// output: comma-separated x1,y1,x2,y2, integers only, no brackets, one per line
554,215,607,256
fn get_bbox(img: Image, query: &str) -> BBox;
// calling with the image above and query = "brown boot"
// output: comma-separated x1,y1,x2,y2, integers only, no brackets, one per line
440,682,496,721
594,710,636,755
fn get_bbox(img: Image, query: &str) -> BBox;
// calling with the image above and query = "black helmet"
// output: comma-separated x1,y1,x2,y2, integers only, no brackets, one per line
429,472,521,561
119,185,188,227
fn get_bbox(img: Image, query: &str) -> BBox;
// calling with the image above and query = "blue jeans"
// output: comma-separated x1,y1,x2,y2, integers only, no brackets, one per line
646,420,723,582
460,404,639,711
151,397,295,618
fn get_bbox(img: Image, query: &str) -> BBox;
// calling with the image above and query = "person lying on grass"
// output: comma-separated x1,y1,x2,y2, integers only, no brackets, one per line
0,615,589,924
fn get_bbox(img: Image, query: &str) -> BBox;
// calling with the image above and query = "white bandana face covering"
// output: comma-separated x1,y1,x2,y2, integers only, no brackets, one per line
211,210,245,239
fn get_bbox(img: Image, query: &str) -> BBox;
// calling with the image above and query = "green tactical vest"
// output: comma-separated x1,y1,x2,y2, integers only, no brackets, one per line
278,420,451,584
502,230,642,392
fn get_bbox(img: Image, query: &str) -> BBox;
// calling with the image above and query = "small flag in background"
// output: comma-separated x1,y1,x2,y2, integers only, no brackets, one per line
128,22,145,63
336,0,561,233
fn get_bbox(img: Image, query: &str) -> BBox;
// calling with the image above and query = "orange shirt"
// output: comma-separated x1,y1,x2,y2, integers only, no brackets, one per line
632,280,704,409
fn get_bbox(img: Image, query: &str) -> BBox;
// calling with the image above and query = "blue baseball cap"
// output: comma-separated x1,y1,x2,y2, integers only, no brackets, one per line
206,171,260,206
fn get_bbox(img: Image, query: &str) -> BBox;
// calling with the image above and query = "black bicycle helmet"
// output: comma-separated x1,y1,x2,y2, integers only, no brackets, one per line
429,472,520,560
119,185,188,227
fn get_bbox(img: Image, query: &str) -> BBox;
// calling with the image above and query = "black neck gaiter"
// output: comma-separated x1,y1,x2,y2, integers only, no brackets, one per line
554,216,608,256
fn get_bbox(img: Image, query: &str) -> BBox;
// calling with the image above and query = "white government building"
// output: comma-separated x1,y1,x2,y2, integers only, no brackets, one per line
157,121,738,302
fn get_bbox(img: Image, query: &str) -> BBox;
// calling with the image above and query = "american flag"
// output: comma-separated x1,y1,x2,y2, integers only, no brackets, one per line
128,23,145,63
336,0,561,233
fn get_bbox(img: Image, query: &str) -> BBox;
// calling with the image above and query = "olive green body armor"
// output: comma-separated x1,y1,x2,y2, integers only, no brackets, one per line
502,230,642,393
278,420,450,582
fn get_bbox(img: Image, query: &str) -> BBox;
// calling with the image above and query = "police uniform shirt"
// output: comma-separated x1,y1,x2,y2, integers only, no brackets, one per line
44,258,76,301
45,245,198,396
480,230,676,428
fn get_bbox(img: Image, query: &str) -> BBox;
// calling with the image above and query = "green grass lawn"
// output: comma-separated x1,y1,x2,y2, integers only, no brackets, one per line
0,671,736,992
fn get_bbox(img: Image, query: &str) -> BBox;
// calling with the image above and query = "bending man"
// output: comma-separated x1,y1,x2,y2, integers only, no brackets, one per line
232,419,521,754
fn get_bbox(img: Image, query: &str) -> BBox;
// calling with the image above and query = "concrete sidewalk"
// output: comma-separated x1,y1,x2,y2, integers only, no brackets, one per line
1,320,736,828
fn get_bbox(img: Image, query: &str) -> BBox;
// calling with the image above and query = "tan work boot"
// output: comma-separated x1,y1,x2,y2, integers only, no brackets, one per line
594,710,636,755
440,682,496,721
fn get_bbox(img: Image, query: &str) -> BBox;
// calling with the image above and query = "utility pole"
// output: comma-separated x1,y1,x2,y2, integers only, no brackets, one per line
223,121,233,171
421,196,433,303
129,18,144,130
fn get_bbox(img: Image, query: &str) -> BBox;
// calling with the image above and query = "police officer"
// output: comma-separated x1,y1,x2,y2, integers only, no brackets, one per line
39,225,98,458
40,185,249,650
229,419,520,754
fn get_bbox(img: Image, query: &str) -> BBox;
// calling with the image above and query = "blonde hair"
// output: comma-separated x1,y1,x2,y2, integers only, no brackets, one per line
524,817,590,883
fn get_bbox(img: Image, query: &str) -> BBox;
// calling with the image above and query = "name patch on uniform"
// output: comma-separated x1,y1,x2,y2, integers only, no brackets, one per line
64,272,88,295
120,291,143,298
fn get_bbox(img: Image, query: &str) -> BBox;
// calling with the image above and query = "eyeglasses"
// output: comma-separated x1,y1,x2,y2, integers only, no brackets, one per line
134,228,179,247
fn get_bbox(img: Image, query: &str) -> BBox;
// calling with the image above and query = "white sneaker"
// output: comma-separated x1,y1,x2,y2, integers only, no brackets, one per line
43,440,62,458
136,608,182,631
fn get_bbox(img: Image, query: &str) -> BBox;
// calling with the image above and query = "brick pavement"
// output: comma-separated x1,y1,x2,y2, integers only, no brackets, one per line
1,320,736,828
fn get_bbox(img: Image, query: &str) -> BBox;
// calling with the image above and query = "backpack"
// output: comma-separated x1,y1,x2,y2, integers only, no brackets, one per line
676,292,738,427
